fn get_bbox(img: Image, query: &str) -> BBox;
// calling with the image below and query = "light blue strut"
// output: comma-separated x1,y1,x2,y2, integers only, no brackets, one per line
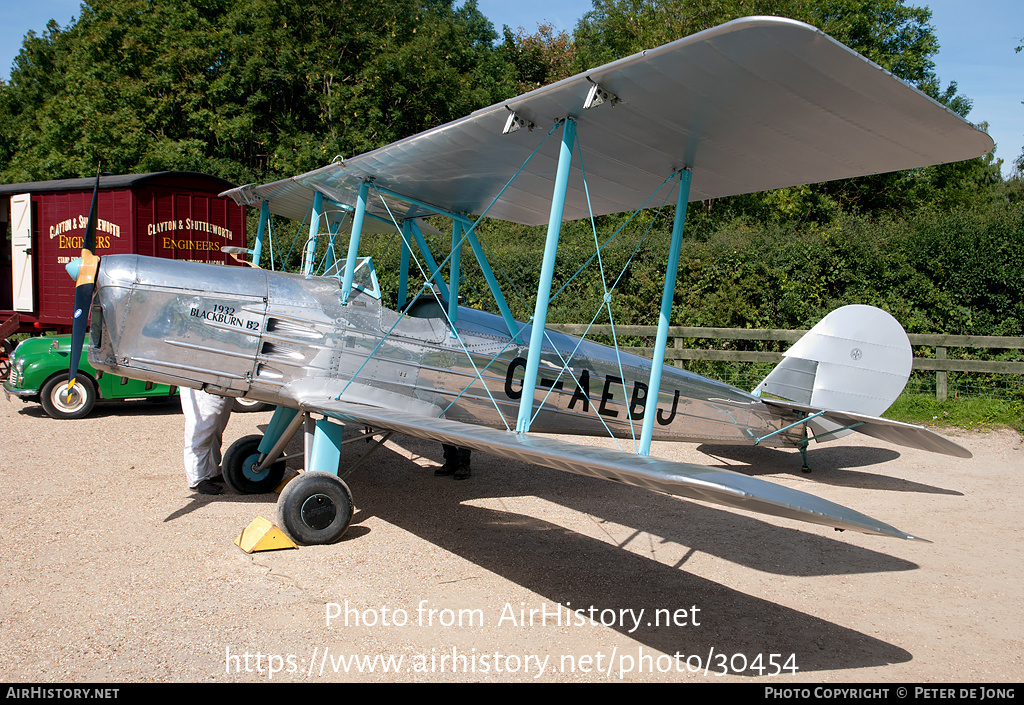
372,183,521,343
406,220,449,301
302,191,323,276
448,220,462,331
250,201,270,268
639,169,692,455
516,118,577,433
398,221,412,309
341,180,371,304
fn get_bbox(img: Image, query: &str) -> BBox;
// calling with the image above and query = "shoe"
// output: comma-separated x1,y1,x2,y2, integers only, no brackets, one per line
208,474,224,483
192,479,222,495
435,463,458,476
453,464,471,481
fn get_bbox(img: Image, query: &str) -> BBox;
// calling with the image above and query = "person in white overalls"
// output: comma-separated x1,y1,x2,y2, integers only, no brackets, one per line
180,386,233,494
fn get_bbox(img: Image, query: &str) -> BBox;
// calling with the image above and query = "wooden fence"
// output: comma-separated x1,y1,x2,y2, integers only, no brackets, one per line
546,324,1024,401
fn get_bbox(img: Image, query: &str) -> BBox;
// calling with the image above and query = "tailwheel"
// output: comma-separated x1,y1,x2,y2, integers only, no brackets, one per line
798,441,812,473
276,471,353,545
222,434,285,494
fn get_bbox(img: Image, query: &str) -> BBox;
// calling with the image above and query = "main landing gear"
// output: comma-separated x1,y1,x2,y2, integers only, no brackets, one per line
276,471,354,546
222,406,390,545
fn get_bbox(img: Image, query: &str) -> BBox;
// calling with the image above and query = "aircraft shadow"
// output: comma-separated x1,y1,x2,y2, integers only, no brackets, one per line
695,443,963,496
162,489,280,523
15,398,183,420
185,429,922,574
371,436,917,578
339,439,915,673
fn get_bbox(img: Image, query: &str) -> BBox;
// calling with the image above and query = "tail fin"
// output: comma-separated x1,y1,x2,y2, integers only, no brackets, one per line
754,305,912,417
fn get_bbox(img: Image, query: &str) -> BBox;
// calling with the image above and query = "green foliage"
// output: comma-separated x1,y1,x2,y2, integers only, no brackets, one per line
500,23,577,93
449,191,1024,338
0,0,515,184
1018,35,1024,174
904,203,1024,336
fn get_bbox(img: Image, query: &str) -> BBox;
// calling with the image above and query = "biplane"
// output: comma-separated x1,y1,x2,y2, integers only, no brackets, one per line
66,17,987,546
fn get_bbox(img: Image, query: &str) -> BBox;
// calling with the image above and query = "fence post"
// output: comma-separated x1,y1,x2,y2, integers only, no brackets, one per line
936,346,947,401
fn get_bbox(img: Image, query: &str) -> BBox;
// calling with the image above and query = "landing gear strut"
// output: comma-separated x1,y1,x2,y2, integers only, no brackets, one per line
798,439,812,473
237,406,391,545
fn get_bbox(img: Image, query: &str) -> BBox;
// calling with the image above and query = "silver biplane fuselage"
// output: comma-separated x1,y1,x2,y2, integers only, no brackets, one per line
90,254,799,449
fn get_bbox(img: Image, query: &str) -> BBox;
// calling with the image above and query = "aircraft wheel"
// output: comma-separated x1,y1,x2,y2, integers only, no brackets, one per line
276,471,353,545
0,339,13,380
232,397,270,413
40,373,97,419
222,434,285,494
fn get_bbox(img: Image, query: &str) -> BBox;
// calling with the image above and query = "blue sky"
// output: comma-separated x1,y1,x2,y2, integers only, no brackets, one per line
2,0,1022,174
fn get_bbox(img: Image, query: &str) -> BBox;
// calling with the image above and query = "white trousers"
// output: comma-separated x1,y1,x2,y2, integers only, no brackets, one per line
180,387,233,488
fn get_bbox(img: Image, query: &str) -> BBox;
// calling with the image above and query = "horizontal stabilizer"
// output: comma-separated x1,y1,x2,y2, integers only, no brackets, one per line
307,400,924,540
762,398,972,459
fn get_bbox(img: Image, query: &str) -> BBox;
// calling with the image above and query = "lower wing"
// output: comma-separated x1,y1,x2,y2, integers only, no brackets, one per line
306,399,925,541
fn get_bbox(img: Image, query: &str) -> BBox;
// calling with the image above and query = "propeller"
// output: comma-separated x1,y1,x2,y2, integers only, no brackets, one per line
65,168,102,394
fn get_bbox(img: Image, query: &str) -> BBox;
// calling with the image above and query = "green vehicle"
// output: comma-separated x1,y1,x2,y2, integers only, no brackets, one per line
4,334,178,419
4,335,269,418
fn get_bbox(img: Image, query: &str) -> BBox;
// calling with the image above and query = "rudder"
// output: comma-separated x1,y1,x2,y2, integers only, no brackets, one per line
754,305,912,417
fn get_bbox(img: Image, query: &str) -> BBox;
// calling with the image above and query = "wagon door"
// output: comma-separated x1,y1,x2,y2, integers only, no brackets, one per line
10,194,33,312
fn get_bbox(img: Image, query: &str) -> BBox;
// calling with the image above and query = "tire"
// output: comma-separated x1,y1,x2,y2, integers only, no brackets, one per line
221,434,285,494
276,471,354,546
232,397,270,413
40,373,97,419
0,339,13,381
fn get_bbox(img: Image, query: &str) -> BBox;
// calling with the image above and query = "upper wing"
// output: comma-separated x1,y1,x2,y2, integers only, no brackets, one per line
306,398,924,541
223,16,992,226
762,398,973,459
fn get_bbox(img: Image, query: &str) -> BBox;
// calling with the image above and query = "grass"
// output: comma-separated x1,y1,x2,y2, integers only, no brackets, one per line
884,393,1024,435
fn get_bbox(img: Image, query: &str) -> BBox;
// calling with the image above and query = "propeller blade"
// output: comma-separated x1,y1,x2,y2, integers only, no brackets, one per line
67,169,102,392
82,168,99,254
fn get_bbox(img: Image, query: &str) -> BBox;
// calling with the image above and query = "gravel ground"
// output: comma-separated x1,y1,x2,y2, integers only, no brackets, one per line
1,393,1022,683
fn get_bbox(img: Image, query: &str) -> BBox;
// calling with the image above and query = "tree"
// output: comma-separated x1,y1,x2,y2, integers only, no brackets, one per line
0,0,515,184
501,23,576,94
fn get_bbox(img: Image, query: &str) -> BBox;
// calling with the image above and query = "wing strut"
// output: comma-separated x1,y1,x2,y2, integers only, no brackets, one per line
460,219,521,344
639,168,692,455
397,221,411,309
302,191,325,275
341,180,371,303
447,219,463,330
516,118,577,433
249,201,271,267
404,220,449,302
